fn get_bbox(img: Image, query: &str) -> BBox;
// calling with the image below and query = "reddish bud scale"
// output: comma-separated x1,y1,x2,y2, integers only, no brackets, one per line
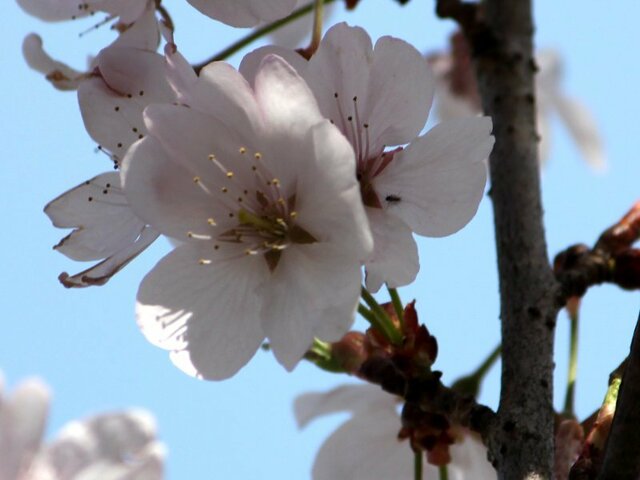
595,201,640,254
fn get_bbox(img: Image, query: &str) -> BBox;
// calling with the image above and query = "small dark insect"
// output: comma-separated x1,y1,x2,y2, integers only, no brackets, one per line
385,194,402,203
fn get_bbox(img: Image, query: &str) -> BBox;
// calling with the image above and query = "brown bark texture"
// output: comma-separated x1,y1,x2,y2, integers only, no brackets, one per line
437,0,560,478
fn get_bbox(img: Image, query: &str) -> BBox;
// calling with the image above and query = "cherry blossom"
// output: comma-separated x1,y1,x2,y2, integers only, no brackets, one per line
20,0,160,90
0,375,164,480
186,0,298,28
241,23,494,291
44,46,185,287
429,33,605,170
295,384,497,480
121,52,373,379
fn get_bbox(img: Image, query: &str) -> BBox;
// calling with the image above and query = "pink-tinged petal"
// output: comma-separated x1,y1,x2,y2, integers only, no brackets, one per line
191,61,263,134
295,122,373,259
136,243,268,380
186,0,297,27
122,136,233,241
141,104,258,191
312,406,414,480
17,0,149,22
364,208,418,292
58,226,159,288
375,117,493,237
260,243,362,370
552,95,606,171
85,410,157,460
364,35,434,147
17,0,94,21
78,48,174,158
295,384,394,428
97,47,174,101
0,379,49,480
111,3,160,51
306,23,374,132
163,43,198,105
254,54,323,136
45,173,145,262
239,45,308,88
23,34,86,90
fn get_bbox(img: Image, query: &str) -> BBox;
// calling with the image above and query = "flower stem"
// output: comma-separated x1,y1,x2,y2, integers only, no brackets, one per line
451,344,501,397
414,451,423,480
387,286,404,331
303,338,345,373
438,465,449,480
562,303,580,416
193,0,337,71
309,0,324,54
360,288,403,345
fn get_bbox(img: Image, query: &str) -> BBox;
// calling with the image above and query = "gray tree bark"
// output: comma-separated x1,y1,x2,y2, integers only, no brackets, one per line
437,0,561,478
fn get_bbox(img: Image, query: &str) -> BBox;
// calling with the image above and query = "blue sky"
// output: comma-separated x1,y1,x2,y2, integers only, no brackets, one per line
4,1,640,478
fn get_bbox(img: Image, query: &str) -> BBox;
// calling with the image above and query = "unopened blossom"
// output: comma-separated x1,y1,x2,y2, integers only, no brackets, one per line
186,0,297,27
44,46,183,287
428,32,605,170
121,52,372,379
241,23,494,291
19,0,159,90
295,384,497,480
0,375,164,480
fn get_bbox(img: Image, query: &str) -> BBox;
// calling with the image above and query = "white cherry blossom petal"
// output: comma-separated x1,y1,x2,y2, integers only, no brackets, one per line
110,3,160,51
186,0,297,27
552,95,606,171
364,208,419,292
295,384,393,428
16,0,149,23
260,243,362,370
254,54,324,136
294,122,372,258
0,379,50,480
183,61,263,136
136,243,268,380
239,46,309,91
58,227,159,288
78,47,175,159
364,35,434,148
45,173,144,262
305,23,373,135
23,33,87,90
121,136,234,242
375,118,493,237
312,404,414,480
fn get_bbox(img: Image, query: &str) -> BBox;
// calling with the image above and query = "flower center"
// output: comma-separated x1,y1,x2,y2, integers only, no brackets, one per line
191,147,317,272
331,92,400,209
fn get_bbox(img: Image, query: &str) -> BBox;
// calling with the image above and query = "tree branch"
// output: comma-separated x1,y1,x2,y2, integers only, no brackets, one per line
597,314,640,479
438,1,560,478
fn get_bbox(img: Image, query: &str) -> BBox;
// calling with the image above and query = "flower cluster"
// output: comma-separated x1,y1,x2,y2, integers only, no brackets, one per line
19,1,498,477
0,375,164,480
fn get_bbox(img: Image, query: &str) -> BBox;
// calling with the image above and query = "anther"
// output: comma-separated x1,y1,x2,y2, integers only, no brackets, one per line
208,154,216,161
239,147,247,154
198,259,211,265
207,218,216,226
221,187,228,193
193,176,201,183
254,152,262,160
290,211,298,218
226,171,234,178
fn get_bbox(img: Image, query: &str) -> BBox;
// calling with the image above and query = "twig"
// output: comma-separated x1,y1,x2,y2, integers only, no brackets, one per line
597,313,640,479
